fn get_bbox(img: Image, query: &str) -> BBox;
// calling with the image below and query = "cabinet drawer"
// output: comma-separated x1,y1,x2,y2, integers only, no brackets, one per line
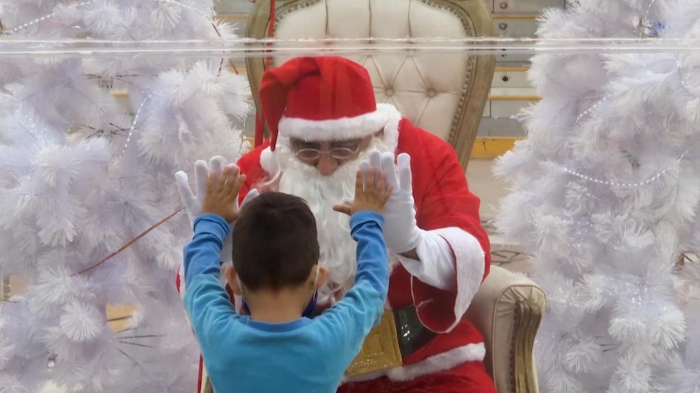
493,17,538,63
493,67,530,88
496,52,532,63
215,0,254,14
493,17,538,37
490,99,536,118
493,0,565,13
478,117,525,137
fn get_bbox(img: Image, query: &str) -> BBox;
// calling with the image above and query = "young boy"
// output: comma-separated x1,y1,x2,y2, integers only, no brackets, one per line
182,165,392,393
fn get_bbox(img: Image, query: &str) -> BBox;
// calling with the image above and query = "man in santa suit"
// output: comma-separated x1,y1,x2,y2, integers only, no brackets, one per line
179,56,497,392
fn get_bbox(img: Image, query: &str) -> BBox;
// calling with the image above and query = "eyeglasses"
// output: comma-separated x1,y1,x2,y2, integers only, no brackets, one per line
293,144,362,161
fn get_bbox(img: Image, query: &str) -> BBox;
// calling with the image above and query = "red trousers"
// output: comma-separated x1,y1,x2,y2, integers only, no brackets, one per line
338,361,498,393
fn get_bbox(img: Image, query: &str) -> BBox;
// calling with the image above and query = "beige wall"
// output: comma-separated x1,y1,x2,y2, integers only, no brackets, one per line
3,275,134,333
9,275,27,296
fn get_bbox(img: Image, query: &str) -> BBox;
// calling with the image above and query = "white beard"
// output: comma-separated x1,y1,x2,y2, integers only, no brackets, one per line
272,137,390,305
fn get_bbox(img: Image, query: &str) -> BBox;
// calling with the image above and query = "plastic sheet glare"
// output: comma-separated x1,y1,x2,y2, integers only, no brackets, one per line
3,37,700,58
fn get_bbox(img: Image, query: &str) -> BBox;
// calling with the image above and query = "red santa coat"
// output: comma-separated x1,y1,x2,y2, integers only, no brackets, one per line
235,117,494,388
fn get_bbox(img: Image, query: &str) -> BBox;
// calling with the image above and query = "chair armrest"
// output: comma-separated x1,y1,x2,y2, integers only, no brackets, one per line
465,266,546,393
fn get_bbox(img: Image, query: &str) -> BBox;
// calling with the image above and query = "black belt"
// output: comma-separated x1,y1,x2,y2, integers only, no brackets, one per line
393,305,437,359
311,305,436,360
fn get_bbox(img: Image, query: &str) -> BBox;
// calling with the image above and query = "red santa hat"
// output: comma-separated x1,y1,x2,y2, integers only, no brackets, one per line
259,56,401,152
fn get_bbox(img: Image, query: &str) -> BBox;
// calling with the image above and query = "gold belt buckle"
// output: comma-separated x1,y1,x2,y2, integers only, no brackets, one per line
345,311,403,377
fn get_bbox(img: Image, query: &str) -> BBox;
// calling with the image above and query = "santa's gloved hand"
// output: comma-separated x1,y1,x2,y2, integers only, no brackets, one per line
175,156,227,225
362,151,421,254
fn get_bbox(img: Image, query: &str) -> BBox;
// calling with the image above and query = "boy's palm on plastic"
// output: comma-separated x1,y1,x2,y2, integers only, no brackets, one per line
334,167,392,216
202,166,247,223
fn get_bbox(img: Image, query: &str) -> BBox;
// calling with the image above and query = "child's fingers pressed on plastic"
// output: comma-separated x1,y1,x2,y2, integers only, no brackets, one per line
222,169,236,195
228,165,240,179
366,167,376,192
369,151,382,187
230,174,246,199
382,185,394,204
216,167,230,193
333,203,352,216
359,161,370,190
206,172,217,195
376,172,387,194
355,170,363,197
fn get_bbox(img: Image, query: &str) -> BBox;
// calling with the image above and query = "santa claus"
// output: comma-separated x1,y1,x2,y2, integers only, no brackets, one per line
177,56,497,393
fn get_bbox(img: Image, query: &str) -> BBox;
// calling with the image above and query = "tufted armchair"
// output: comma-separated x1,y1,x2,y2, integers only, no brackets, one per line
202,1,548,393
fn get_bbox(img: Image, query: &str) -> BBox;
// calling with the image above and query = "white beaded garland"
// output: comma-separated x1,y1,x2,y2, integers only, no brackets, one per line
4,0,105,35
576,94,612,125
561,145,694,188
4,0,212,36
117,92,156,161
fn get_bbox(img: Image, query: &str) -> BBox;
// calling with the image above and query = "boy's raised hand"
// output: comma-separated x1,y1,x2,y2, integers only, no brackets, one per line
333,167,393,216
202,166,246,223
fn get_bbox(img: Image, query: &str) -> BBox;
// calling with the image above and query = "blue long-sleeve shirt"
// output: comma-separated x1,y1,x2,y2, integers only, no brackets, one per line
182,211,389,393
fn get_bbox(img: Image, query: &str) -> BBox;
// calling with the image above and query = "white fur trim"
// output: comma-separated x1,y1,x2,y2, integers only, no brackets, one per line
443,228,486,332
278,104,401,146
260,146,278,175
341,343,485,383
397,230,456,291
410,228,485,334
261,105,402,176
381,104,401,154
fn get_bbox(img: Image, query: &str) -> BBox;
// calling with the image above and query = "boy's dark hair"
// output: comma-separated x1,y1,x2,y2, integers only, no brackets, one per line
232,192,320,291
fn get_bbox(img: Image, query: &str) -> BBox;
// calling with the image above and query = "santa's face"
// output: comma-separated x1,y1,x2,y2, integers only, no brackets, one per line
289,135,374,176
270,136,390,305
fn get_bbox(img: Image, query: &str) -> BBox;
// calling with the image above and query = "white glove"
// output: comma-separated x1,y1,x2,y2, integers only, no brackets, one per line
362,150,421,254
175,156,227,226
175,158,259,267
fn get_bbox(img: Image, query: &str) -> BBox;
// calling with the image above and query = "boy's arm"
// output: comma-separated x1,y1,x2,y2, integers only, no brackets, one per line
183,215,239,348
183,214,230,286
349,211,390,298
317,211,389,357
184,275,239,355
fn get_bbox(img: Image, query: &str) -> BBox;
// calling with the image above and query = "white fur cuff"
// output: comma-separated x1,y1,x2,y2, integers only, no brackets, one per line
341,343,486,383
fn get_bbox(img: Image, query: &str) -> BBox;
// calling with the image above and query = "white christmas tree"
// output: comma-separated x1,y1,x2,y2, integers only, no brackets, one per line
0,1,249,392
495,0,700,392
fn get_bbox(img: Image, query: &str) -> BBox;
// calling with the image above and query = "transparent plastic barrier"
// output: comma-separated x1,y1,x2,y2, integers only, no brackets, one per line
1,4,699,393
2,37,700,58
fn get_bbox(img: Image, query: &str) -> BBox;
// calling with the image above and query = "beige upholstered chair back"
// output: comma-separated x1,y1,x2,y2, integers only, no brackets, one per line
245,0,496,168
